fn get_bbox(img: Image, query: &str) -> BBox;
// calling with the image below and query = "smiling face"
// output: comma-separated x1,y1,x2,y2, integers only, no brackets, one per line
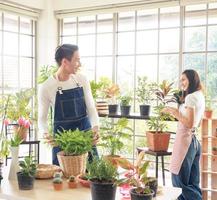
180,73,189,91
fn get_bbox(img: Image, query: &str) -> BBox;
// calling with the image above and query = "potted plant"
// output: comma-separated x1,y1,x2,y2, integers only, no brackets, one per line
8,133,23,180
204,97,213,119
53,172,63,191
136,76,157,116
100,118,133,166
119,93,133,116
68,175,77,188
54,128,93,177
212,147,217,155
146,80,175,152
87,157,118,200
17,155,37,190
77,173,90,187
37,65,58,84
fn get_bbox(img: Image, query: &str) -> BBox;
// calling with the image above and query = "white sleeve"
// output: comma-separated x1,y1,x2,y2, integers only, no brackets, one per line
79,74,99,128
185,94,196,108
38,84,50,136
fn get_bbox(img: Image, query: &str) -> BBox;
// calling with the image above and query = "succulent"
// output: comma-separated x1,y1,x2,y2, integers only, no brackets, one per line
53,177,63,184
68,175,75,182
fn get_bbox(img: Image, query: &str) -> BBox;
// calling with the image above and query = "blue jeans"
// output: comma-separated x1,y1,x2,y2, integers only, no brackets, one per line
172,135,202,200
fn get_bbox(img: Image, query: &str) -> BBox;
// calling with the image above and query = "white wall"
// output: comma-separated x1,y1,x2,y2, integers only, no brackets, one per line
4,0,45,10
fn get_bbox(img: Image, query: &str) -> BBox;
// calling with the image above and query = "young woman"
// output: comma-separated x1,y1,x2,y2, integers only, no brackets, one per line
162,69,205,200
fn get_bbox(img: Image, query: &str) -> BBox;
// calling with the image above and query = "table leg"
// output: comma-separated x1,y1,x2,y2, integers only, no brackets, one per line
162,156,165,185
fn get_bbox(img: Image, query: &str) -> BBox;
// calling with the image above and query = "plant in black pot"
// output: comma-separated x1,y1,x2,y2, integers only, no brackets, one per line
136,76,157,116
119,93,133,116
17,155,37,190
87,157,118,200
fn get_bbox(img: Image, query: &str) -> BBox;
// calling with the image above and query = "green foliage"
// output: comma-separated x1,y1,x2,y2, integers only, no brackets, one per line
54,129,93,156
10,134,23,147
0,139,10,158
136,76,157,105
99,118,133,156
38,65,58,84
68,175,75,182
173,89,184,105
212,146,217,151
119,94,133,106
53,177,63,184
19,156,37,177
87,157,118,183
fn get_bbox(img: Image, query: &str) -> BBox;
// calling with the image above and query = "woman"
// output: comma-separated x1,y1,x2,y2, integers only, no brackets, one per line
38,44,99,165
162,69,205,200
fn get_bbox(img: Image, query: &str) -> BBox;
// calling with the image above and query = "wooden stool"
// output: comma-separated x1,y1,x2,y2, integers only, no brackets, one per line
137,147,172,186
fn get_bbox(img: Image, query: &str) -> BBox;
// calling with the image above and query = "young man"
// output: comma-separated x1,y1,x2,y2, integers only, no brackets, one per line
38,44,99,165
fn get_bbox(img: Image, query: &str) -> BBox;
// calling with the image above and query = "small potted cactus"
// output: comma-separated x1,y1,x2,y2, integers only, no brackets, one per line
68,175,77,189
212,146,217,155
53,172,63,191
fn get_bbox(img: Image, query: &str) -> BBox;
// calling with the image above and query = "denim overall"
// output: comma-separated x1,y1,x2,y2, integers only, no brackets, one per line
52,76,98,165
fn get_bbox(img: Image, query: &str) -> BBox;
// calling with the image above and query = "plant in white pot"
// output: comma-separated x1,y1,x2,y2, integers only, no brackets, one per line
136,76,157,116
54,129,93,177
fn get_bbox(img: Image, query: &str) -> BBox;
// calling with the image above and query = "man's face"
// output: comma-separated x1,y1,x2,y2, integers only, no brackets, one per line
62,51,80,74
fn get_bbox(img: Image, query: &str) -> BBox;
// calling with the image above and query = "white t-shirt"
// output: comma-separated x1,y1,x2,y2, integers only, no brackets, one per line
179,90,205,128
38,73,99,135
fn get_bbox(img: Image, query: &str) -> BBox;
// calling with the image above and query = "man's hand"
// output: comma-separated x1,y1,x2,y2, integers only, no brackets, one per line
43,133,56,146
92,126,100,146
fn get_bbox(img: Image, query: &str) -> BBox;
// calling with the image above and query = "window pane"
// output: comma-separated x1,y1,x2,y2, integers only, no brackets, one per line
20,17,32,34
136,30,158,54
184,27,206,52
97,14,113,33
3,56,18,88
160,6,180,28
61,36,77,44
81,57,95,81
4,32,18,56
208,9,217,24
118,32,135,55
136,55,157,82
20,35,32,57
20,58,32,88
97,33,113,56
137,9,158,30
78,16,95,34
78,35,95,56
96,57,112,80
159,54,179,84
117,56,134,91
208,26,217,51
183,53,205,82
185,4,207,11
185,10,206,26
4,13,18,32
63,18,77,36
118,12,135,31
160,29,179,53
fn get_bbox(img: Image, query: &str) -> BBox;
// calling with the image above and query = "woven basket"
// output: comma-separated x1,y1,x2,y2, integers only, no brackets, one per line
35,164,61,179
57,151,88,178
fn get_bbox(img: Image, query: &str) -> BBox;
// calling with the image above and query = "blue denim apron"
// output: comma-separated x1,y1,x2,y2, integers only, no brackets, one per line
52,76,98,165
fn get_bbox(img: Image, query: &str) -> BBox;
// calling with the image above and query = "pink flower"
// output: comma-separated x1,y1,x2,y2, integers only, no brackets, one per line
4,119,10,126
24,120,30,129
18,117,25,126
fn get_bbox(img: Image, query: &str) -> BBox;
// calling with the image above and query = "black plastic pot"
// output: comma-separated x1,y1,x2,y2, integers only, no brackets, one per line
108,104,118,114
146,177,158,197
120,105,131,116
17,172,35,190
139,105,150,116
90,181,117,200
130,188,154,200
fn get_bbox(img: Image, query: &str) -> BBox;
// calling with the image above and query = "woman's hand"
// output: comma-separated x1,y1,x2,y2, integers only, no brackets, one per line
92,126,100,146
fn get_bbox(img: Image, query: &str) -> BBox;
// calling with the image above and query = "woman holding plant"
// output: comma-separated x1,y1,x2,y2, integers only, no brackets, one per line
38,44,99,165
162,69,205,200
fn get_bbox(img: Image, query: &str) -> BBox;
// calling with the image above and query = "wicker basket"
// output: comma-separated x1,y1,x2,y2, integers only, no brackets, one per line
57,151,88,178
35,164,61,179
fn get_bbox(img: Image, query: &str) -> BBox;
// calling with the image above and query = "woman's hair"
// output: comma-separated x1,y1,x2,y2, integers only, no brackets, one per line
55,44,78,66
182,69,202,98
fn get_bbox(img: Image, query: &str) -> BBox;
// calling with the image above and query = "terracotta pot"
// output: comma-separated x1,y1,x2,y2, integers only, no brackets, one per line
204,110,213,119
77,174,90,188
212,150,217,155
53,183,63,191
68,181,77,189
146,131,171,152
103,155,120,168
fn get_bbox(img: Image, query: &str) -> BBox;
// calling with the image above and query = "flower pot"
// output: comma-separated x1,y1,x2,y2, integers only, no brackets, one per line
13,126,28,141
146,177,158,197
9,146,20,180
90,181,117,200
139,105,150,116
108,104,118,114
77,174,90,188
120,105,131,116
130,188,154,200
57,151,88,177
119,183,132,199
17,172,35,190
53,183,63,191
204,110,213,119
212,150,217,155
146,131,171,152
68,181,77,189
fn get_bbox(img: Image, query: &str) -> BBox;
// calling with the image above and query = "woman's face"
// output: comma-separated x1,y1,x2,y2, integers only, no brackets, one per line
180,73,189,91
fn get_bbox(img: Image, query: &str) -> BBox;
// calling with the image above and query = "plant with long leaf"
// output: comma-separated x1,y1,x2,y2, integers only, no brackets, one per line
19,155,37,177
37,65,58,84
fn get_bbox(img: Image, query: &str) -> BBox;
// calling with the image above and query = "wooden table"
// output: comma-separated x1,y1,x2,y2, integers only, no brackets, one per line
0,179,181,200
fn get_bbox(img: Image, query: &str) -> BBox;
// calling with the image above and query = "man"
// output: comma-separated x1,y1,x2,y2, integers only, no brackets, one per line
38,44,99,165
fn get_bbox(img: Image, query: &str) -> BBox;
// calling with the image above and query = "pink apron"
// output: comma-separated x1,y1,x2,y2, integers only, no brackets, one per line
169,122,193,175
